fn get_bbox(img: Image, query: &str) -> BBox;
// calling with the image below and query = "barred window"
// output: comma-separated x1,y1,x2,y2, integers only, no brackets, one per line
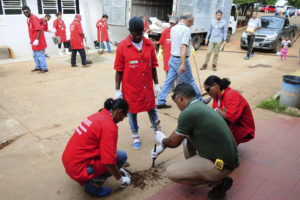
0,0,26,15
37,0,79,15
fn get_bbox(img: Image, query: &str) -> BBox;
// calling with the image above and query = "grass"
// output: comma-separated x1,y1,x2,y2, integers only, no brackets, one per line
257,97,300,117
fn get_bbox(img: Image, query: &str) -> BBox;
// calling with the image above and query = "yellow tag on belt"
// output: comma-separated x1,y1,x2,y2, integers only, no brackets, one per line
215,159,224,170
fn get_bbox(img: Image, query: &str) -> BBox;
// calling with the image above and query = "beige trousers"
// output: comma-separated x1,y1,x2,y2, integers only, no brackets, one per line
166,138,231,186
204,42,222,65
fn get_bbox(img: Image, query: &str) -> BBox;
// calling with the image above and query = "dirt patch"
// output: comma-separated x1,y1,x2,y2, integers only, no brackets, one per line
126,167,164,190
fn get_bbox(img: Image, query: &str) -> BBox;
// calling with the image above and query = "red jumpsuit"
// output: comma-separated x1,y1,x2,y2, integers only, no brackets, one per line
53,18,67,42
159,26,172,72
212,87,255,145
114,36,158,113
70,19,84,49
27,14,46,51
62,109,118,185
96,19,109,42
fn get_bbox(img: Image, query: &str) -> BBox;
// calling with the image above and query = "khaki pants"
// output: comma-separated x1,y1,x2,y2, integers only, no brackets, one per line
204,42,222,65
166,138,232,186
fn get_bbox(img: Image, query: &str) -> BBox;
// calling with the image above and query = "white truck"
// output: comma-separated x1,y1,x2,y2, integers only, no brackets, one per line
103,0,238,50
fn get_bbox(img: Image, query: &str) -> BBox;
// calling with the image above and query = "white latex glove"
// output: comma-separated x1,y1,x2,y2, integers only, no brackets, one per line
32,39,39,46
151,145,165,159
155,131,166,145
118,176,131,188
154,84,161,98
115,90,123,99
119,168,131,178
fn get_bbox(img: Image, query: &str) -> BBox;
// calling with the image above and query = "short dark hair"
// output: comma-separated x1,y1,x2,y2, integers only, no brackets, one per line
102,14,108,19
56,12,62,17
204,75,231,90
129,16,144,33
216,10,223,15
102,98,129,114
45,14,51,18
172,83,196,100
22,5,30,11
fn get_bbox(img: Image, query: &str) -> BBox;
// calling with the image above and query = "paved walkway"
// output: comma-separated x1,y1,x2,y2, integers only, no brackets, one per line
148,115,300,200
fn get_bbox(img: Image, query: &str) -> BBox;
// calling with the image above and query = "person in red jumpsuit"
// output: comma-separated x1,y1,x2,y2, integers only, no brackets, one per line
53,12,68,54
96,14,112,53
114,16,161,150
70,14,87,67
22,6,48,73
204,75,255,145
40,14,51,58
62,98,131,197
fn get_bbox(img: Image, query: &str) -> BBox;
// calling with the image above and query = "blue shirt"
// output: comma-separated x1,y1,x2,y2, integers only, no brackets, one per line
206,19,228,43
171,22,191,57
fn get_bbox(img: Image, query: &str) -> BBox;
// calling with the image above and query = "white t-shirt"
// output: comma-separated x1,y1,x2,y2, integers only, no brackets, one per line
282,40,291,49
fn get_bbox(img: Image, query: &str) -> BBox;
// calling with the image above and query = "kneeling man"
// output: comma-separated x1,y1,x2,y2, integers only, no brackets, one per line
152,83,239,200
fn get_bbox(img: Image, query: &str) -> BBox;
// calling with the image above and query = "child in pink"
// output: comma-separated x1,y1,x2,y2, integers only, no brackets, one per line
281,36,291,61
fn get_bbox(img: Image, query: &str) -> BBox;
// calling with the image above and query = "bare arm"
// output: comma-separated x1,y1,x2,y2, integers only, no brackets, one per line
216,108,227,119
104,164,121,180
178,44,187,74
292,32,300,44
162,131,186,148
152,68,158,84
115,71,123,90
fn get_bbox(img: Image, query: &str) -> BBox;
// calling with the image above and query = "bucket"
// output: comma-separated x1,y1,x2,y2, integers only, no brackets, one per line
279,75,300,108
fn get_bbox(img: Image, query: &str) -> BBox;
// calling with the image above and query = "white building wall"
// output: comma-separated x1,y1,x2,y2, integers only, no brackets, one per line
0,0,103,59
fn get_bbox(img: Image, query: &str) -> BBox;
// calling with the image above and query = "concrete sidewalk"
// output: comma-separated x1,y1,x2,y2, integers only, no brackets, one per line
149,115,300,200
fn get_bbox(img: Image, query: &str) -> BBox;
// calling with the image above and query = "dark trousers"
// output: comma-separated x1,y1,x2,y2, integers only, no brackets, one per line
71,48,87,66
58,42,68,49
247,35,256,57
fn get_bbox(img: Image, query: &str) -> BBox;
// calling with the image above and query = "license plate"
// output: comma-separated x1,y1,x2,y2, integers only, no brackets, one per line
253,43,260,47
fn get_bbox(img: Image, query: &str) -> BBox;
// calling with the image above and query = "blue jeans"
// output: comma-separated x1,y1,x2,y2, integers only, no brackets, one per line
100,41,112,53
87,150,127,179
128,109,160,133
33,50,48,70
157,56,202,105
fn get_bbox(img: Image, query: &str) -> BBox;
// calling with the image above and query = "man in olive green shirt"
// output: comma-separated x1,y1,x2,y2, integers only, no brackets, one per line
151,83,239,200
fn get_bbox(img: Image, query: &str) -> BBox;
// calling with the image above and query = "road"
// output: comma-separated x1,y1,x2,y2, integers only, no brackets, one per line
0,15,299,200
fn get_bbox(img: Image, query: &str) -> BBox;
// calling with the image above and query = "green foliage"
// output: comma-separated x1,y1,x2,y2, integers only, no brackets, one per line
288,0,300,7
233,0,257,4
257,97,300,117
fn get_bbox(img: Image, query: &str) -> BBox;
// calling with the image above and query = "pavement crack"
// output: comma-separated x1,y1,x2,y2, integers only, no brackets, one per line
0,135,24,150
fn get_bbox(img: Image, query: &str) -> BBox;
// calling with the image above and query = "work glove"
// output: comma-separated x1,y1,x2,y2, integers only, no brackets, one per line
154,84,161,98
157,49,163,60
155,131,166,145
115,90,123,99
32,39,39,46
151,145,165,159
119,168,131,178
118,176,131,188
191,45,196,56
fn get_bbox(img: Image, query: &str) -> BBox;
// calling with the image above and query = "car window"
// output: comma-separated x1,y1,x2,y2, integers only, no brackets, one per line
261,18,284,29
270,6,275,8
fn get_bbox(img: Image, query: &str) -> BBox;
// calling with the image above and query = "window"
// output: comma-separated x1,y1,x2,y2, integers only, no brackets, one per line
37,0,79,14
0,0,26,15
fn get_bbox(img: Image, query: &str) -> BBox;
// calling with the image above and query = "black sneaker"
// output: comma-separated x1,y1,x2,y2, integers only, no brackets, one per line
45,54,50,58
212,65,217,71
200,64,207,70
208,177,233,200
31,68,42,72
38,69,48,74
156,104,172,109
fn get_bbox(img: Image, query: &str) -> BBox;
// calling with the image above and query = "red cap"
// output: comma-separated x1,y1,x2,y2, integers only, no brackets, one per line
75,14,81,20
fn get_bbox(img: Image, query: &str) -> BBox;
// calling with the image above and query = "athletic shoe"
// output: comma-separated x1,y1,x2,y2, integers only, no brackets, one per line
31,68,42,72
133,141,141,150
208,177,233,200
84,181,111,197
156,104,172,109
212,65,217,71
45,54,50,58
244,56,249,60
38,69,48,74
250,53,255,57
200,64,207,70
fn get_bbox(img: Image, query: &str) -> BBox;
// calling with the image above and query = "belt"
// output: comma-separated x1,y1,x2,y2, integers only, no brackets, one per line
172,55,189,58
209,158,237,171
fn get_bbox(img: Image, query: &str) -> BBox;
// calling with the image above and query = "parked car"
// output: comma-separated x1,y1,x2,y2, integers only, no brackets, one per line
240,16,297,53
259,5,266,12
261,5,276,13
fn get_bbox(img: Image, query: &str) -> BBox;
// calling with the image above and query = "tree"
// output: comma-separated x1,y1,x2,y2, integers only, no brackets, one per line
287,0,300,7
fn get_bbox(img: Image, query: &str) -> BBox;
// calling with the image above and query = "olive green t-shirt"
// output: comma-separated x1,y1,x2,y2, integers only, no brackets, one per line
176,97,239,167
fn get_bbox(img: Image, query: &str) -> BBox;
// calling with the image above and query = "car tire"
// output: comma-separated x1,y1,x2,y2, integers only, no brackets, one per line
192,34,203,50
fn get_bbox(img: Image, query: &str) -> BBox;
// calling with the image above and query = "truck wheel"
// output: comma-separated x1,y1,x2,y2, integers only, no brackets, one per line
226,29,232,42
192,34,203,50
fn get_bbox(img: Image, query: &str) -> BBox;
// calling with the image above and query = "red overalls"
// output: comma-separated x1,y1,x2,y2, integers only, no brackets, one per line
27,14,46,51
62,109,118,185
96,19,109,42
159,26,172,72
70,19,84,49
212,87,255,145
53,18,67,42
114,36,158,113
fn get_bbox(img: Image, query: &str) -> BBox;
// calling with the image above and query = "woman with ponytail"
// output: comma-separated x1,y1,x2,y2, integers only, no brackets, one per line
62,98,131,197
204,76,255,145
